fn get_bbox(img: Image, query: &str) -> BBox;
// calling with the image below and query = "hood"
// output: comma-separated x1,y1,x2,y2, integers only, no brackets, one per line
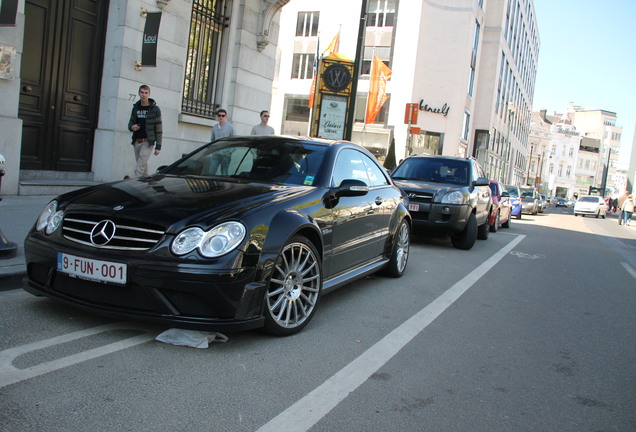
56,175,313,233
392,179,468,198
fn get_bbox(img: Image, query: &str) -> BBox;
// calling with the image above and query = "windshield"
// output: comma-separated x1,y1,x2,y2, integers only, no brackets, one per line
392,158,470,186
579,196,599,203
520,188,535,198
505,185,519,197
163,138,327,186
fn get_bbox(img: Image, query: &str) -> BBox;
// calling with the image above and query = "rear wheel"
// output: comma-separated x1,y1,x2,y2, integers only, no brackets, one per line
502,213,511,228
451,213,477,250
381,219,410,277
489,211,499,232
263,236,322,336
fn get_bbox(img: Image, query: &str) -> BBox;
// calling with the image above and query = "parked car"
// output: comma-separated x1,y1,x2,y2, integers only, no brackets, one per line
488,180,512,232
553,197,567,207
391,155,492,250
505,184,522,219
520,186,539,215
538,194,547,213
23,136,412,336
573,195,607,218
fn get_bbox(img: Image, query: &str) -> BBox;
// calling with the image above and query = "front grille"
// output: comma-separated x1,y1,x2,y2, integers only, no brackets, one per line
407,191,434,202
62,213,166,251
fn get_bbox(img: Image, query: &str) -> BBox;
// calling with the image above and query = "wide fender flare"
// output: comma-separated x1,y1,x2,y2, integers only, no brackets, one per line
258,209,323,280
383,203,411,256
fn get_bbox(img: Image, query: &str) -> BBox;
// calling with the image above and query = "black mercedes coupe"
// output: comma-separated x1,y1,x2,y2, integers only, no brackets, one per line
24,136,411,335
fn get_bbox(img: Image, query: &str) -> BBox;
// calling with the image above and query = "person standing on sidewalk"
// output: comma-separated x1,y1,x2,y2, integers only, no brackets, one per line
617,191,629,225
251,110,275,135
128,85,162,177
620,194,634,226
206,109,236,175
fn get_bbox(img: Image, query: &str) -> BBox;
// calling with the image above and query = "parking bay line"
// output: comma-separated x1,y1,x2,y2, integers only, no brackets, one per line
257,234,526,432
0,322,155,388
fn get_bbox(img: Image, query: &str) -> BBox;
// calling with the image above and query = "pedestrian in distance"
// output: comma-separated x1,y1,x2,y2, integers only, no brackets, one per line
128,84,162,177
617,191,629,225
206,109,236,176
620,194,634,226
251,110,275,135
210,108,236,141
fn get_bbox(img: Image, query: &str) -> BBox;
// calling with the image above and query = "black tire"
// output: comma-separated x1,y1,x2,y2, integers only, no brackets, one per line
489,211,499,233
451,213,477,250
477,218,489,240
516,212,522,220
502,213,511,228
381,219,410,277
263,235,322,336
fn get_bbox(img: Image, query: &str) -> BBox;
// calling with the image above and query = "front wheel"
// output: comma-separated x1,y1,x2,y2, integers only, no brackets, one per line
451,213,477,250
263,236,322,336
381,219,410,277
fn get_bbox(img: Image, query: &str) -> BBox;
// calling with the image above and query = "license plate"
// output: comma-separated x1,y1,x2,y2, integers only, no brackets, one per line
57,253,127,285
408,203,420,212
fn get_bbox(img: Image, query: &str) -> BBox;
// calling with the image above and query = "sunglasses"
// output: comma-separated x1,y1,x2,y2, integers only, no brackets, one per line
261,114,270,117
217,114,226,117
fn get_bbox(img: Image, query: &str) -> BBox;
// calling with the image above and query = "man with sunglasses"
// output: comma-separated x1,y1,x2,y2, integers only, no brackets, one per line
210,109,236,141
207,109,236,176
251,110,275,135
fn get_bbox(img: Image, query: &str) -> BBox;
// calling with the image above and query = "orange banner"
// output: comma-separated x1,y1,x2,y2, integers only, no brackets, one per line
365,56,392,124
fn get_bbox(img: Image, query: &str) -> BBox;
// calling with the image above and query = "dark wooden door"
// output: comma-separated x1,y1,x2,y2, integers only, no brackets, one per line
19,0,108,172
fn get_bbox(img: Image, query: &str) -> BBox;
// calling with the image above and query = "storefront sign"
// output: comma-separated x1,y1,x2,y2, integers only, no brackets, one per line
318,94,347,140
141,12,162,66
0,0,19,26
418,99,450,117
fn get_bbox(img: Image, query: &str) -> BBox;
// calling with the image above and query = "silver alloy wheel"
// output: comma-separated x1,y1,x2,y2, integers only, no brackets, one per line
395,221,409,273
266,240,321,331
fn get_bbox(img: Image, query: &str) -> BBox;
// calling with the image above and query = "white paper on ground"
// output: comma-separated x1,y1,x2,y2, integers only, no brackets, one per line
155,328,229,349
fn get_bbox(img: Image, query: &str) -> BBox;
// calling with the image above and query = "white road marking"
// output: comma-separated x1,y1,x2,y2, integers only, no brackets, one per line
0,322,155,388
620,262,636,280
257,234,526,432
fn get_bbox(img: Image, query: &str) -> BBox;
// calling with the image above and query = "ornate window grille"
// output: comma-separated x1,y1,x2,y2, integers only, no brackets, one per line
182,0,226,118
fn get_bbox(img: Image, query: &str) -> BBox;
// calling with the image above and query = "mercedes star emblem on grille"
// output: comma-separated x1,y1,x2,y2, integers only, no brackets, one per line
90,220,116,246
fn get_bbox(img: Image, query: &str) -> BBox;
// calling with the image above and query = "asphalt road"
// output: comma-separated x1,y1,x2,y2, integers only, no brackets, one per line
1,206,635,432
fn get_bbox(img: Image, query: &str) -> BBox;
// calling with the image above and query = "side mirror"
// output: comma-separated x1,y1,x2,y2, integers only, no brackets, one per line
334,179,369,198
474,177,489,187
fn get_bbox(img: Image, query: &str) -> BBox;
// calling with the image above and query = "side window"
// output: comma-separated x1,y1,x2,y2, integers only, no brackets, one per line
360,153,390,187
332,149,370,187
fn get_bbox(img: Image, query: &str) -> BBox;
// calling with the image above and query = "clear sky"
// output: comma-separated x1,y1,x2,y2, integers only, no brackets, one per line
532,0,636,168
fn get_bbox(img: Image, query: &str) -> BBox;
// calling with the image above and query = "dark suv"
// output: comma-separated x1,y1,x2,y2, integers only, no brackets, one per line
391,155,492,250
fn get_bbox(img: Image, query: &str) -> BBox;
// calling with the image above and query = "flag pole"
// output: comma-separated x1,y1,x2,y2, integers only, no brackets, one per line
344,0,368,141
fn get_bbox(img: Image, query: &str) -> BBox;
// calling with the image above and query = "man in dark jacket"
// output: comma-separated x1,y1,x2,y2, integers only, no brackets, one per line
128,84,163,177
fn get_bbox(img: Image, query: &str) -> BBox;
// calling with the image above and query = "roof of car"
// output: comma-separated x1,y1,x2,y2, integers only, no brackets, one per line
407,154,472,162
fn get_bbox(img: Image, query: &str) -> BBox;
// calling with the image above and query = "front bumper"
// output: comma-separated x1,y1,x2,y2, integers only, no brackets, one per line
407,202,472,235
24,235,266,332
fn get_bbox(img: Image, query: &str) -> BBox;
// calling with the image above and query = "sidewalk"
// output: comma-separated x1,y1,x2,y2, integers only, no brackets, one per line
0,195,56,289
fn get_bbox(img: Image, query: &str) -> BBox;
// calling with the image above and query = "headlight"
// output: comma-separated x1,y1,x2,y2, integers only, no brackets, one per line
36,201,64,234
441,191,464,204
171,222,246,258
